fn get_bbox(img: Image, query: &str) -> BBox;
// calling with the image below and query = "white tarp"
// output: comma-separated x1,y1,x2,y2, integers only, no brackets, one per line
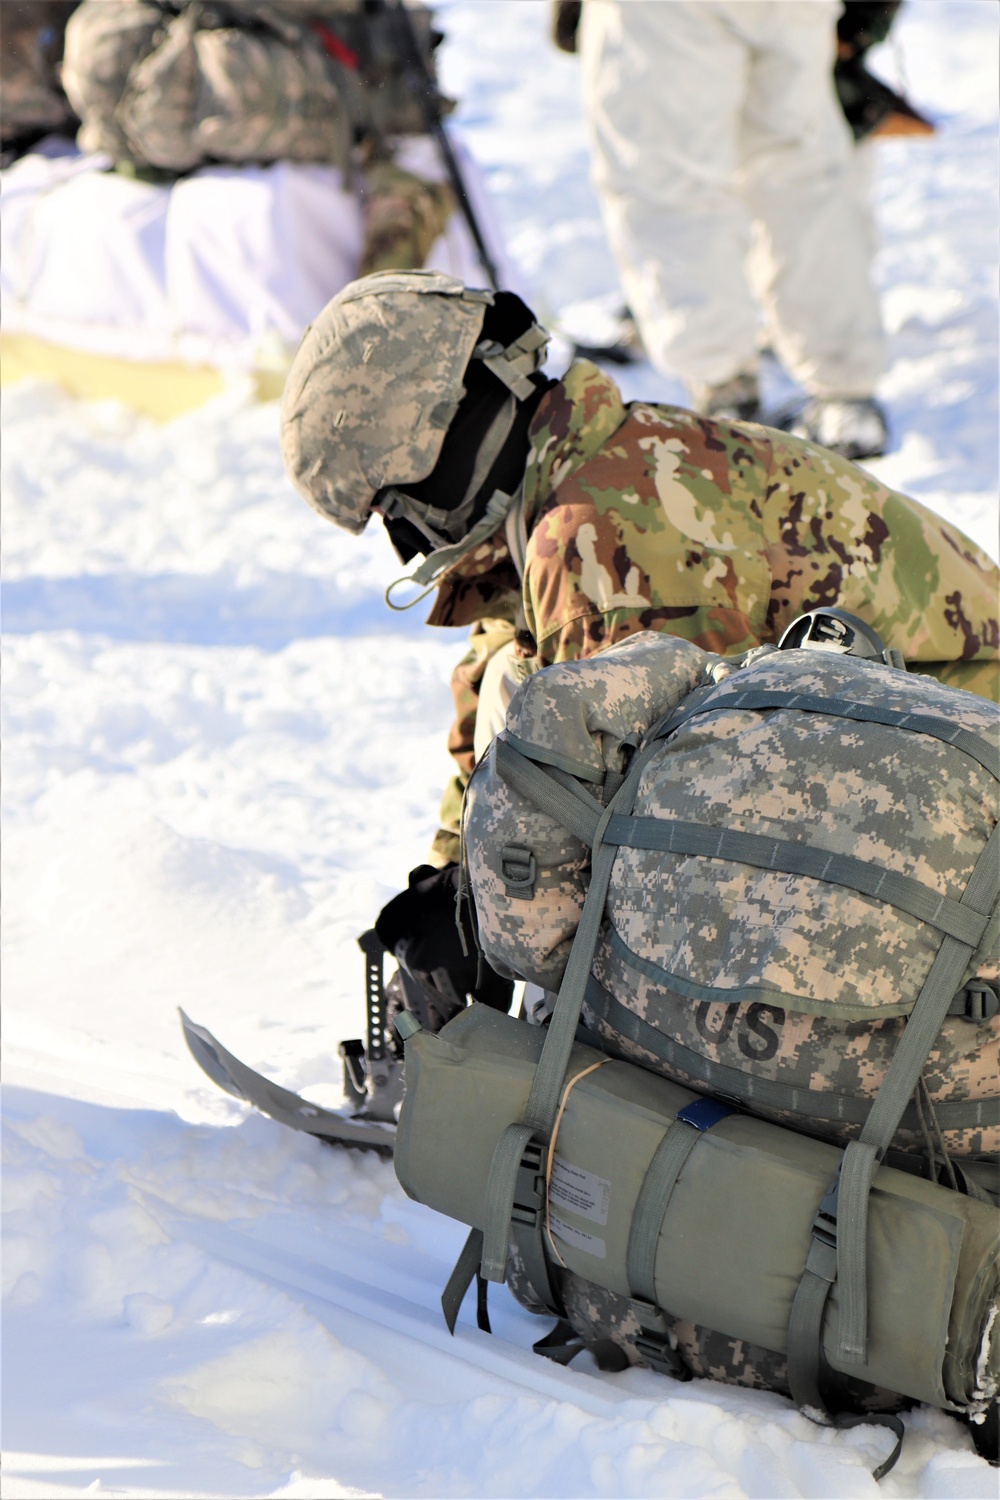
0,134,519,370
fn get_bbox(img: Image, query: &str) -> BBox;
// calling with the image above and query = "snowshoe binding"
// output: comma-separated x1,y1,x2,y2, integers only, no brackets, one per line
179,929,403,1153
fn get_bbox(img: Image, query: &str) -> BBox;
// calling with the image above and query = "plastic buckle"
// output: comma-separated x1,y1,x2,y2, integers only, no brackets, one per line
511,1137,546,1229
630,1299,691,1382
963,982,1000,1023
634,1332,691,1382
812,1169,841,1249
500,844,537,900
805,1164,842,1282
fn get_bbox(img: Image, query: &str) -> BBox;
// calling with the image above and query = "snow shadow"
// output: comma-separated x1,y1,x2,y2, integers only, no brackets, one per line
1,572,433,647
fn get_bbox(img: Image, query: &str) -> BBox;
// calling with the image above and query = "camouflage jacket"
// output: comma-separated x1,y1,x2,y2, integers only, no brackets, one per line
428,361,999,861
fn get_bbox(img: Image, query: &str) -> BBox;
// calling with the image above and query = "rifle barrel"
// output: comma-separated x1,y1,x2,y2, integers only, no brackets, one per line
388,0,502,290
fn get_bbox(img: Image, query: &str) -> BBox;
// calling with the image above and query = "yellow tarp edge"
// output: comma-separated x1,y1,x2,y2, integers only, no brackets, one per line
0,332,288,420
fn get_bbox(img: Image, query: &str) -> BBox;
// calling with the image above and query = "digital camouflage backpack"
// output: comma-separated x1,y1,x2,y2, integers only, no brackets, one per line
61,0,449,174
394,627,1000,1475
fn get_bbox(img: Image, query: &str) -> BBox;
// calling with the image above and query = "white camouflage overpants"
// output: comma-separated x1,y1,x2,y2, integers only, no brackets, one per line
580,0,886,397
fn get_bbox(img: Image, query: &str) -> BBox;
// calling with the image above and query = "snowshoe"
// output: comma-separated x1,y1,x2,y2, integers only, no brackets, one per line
179,929,402,1153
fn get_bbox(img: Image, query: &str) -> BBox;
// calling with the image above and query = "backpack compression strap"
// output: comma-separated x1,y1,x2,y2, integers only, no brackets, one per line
644,679,1000,1441
477,734,663,1290
785,816,1000,1410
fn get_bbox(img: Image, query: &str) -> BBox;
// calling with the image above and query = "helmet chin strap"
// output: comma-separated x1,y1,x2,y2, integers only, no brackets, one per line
381,319,549,609
379,388,517,552
384,482,524,611
472,323,550,401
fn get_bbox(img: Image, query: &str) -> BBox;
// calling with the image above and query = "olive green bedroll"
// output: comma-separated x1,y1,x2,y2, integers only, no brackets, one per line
395,1004,999,1422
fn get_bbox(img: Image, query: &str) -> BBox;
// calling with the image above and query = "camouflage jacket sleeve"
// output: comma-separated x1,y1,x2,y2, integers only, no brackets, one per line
760,429,1000,698
429,619,517,867
427,361,997,861
518,363,999,700
520,363,777,665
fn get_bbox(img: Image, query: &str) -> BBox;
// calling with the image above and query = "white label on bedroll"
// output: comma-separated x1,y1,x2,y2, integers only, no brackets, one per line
549,1211,606,1260
549,1155,611,1226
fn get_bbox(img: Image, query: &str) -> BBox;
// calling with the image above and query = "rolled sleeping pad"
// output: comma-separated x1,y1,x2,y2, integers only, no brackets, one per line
394,1003,1000,1416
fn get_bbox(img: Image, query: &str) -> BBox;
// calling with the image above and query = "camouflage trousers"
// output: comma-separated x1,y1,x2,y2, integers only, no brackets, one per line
359,159,455,277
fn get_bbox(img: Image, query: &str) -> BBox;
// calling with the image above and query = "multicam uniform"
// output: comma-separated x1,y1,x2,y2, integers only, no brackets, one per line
429,360,999,863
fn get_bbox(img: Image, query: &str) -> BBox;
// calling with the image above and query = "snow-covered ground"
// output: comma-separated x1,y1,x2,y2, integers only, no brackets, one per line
2,2,998,1496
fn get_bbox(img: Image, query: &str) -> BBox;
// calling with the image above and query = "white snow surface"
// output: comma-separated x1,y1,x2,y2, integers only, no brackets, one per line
2,3,998,1496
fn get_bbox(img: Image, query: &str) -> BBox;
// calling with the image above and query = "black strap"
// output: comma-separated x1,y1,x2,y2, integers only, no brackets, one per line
476,1271,491,1334
834,1412,906,1482
442,1227,485,1335
532,1319,586,1366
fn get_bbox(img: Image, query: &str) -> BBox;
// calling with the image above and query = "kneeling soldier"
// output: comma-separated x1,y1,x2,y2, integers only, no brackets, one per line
280,269,1000,1026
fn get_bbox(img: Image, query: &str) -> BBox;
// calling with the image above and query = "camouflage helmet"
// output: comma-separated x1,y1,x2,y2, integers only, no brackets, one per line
280,269,549,536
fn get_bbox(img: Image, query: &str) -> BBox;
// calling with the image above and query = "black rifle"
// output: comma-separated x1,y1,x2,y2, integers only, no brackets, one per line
378,0,502,290
376,1,640,364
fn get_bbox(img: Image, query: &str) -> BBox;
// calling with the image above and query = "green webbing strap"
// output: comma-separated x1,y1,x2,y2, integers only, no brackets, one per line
626,1098,738,1309
835,1139,880,1362
494,736,602,845
625,1123,701,1304
787,1240,837,1406
521,836,621,1139
480,835,619,1283
650,687,1000,784
504,730,605,787
442,1227,485,1334
838,816,1000,1362
480,1122,538,1282
787,818,1000,1413
583,971,1000,1133
481,737,665,1285
604,815,989,948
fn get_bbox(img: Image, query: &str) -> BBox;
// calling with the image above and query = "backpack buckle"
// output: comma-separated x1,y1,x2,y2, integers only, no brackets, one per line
955,981,1000,1023
500,844,536,900
805,1164,841,1281
634,1332,691,1381
630,1299,692,1381
511,1137,546,1229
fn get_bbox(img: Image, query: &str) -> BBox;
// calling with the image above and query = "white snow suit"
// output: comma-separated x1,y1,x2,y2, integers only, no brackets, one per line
579,0,886,399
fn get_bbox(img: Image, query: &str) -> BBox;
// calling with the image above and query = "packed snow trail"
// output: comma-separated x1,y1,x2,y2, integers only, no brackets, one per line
2,2,998,1496
4,1080,994,1499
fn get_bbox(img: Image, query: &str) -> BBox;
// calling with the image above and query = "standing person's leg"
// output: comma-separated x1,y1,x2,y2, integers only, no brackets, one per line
735,0,887,450
580,0,760,411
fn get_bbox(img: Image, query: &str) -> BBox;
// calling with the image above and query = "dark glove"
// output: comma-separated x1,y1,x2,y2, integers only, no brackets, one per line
374,863,514,1032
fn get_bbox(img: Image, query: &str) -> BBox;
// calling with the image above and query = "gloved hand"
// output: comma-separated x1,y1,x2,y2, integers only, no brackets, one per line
375,863,514,1033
